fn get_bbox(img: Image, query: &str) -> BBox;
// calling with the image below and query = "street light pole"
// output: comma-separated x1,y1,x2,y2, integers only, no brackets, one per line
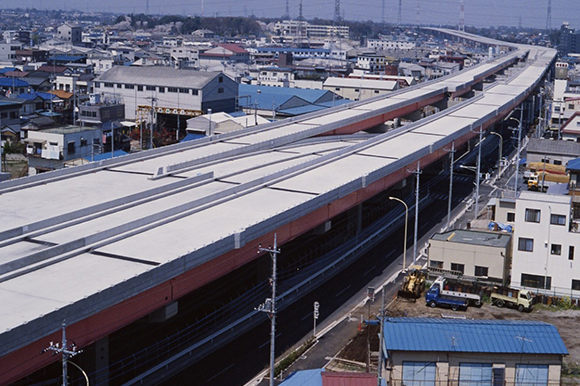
388,196,408,271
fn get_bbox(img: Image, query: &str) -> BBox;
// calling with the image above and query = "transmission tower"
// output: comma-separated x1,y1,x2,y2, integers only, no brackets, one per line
146,0,149,15
458,0,465,32
397,0,402,26
284,0,290,19
415,3,420,26
299,0,303,20
381,0,385,28
546,0,552,31
334,0,340,24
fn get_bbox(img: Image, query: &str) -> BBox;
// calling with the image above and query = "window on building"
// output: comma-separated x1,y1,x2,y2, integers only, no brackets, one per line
138,85,144,91
93,138,100,145
192,89,198,95
168,87,178,93
570,246,575,261
80,138,87,147
94,82,100,88
451,263,465,274
572,279,580,291
125,84,134,89
518,238,534,252
374,90,380,94
146,85,155,91
569,104,575,110
459,363,493,386
507,212,515,222
219,76,223,83
551,244,562,255
521,273,551,289
515,365,548,386
554,160,562,165
551,214,566,225
158,87,165,93
525,209,541,223
104,82,114,88
335,87,340,91
67,141,75,155
179,88,189,93
402,362,436,386
474,266,489,277
430,260,443,269
218,87,224,93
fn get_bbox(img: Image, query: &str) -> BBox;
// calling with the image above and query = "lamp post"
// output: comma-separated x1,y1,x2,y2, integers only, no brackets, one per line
490,131,503,176
389,196,408,271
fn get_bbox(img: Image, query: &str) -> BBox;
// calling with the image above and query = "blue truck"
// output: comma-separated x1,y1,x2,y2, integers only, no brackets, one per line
425,283,469,311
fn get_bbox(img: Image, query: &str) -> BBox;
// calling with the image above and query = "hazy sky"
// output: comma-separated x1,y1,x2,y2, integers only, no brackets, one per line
5,0,580,30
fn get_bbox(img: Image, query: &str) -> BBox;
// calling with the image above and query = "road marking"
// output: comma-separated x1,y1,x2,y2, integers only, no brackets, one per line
363,265,376,276
206,363,235,383
335,285,351,297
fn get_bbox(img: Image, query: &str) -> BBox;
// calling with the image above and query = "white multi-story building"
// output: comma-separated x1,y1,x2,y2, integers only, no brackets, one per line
510,191,580,296
274,20,349,39
367,39,416,51
0,41,22,62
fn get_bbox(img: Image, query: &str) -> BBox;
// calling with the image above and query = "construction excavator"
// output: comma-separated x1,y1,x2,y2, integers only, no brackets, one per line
397,266,426,299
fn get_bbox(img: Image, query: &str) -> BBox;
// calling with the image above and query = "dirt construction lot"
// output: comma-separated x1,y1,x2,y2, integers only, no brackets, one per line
337,296,580,382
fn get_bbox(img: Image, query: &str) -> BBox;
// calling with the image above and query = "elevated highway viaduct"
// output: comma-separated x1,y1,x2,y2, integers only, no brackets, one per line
0,29,556,384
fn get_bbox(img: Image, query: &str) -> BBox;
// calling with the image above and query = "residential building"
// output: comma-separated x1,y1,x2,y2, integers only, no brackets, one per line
0,41,22,62
95,66,238,120
323,77,398,101
428,229,512,285
383,318,567,386
510,191,580,296
559,22,579,56
199,44,249,64
78,94,125,126
356,52,386,73
171,46,199,69
0,99,22,141
250,66,295,87
25,125,103,173
561,111,580,142
526,137,580,166
56,23,82,45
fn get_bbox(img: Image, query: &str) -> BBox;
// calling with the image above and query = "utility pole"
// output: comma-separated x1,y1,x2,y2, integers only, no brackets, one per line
514,107,523,196
445,141,456,229
472,127,484,222
146,96,157,149
43,321,82,386
313,301,319,338
257,235,280,386
407,162,422,264
377,287,385,386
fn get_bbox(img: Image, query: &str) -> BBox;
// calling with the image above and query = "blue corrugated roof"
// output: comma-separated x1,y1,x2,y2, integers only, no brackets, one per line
181,133,206,142
16,92,57,101
0,78,29,87
278,104,326,116
87,150,128,161
239,84,332,105
567,157,580,171
280,369,323,386
0,67,19,74
384,318,568,355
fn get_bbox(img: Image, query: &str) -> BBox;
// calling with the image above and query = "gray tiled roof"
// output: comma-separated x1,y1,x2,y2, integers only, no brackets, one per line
96,66,222,89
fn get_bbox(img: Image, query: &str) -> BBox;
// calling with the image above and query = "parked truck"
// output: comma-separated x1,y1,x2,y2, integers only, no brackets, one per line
527,172,569,191
425,284,468,311
429,276,484,306
490,287,533,312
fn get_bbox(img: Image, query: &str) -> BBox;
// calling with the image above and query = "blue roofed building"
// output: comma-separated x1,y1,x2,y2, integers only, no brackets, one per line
238,84,348,119
383,318,567,386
